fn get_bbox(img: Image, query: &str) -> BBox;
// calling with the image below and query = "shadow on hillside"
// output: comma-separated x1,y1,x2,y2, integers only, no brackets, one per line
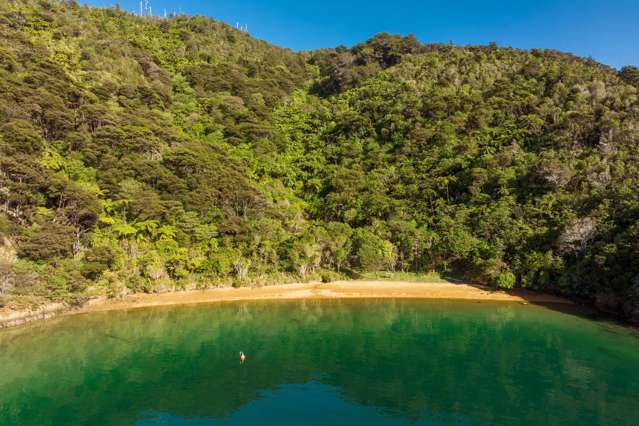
452,278,639,333
340,270,636,330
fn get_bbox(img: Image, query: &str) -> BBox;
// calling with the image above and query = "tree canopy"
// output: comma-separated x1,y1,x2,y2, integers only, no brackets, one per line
1,0,638,322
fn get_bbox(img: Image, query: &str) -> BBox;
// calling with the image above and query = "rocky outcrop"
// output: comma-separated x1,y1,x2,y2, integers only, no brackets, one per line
0,303,68,329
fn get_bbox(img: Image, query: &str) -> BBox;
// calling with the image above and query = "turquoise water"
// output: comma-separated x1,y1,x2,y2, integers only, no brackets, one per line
0,300,638,425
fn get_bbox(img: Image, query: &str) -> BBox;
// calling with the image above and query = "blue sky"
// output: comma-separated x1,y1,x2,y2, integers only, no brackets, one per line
82,0,638,68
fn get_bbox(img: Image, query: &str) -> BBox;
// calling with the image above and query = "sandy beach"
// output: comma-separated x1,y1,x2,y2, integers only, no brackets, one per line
0,281,571,329
80,281,571,313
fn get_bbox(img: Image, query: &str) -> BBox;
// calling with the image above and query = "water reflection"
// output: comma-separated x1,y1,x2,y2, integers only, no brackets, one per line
1,300,638,426
136,382,479,426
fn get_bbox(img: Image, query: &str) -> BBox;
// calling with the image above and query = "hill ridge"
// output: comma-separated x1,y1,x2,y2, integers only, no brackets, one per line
1,0,639,322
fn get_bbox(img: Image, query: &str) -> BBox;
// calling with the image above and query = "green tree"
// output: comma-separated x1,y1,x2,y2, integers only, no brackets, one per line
353,229,397,272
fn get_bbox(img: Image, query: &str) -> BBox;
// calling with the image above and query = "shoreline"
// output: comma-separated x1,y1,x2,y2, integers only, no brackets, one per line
0,281,571,329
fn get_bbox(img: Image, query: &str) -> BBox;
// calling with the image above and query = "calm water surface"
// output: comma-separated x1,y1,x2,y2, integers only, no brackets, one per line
1,300,638,426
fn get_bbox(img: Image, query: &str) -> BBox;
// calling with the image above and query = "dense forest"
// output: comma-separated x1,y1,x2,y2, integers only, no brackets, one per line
1,0,639,322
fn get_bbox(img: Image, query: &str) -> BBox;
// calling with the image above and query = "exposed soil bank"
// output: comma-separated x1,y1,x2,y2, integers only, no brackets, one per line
0,281,571,329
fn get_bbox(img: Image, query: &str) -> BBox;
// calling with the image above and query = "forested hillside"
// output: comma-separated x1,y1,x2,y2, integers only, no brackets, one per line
1,0,639,321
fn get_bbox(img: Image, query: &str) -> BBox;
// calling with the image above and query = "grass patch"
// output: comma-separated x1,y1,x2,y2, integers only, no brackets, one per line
357,271,449,283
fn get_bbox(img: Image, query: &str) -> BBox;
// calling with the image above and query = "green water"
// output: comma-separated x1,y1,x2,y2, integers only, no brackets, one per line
1,300,638,426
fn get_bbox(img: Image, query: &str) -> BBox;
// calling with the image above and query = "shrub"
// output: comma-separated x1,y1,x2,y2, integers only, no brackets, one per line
45,260,88,299
17,223,75,261
320,270,341,283
126,275,152,293
0,213,12,236
495,271,517,290
7,261,43,296
81,246,115,279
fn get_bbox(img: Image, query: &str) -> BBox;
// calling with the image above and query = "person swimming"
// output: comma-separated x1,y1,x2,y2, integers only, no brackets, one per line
240,351,246,363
